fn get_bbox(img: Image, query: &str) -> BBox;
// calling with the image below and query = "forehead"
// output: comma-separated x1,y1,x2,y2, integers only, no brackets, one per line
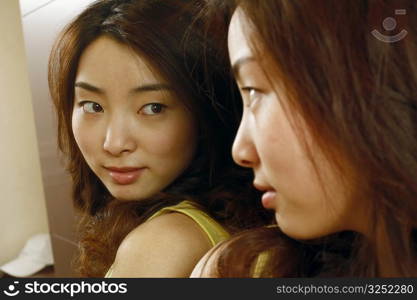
227,8,253,65
76,35,160,84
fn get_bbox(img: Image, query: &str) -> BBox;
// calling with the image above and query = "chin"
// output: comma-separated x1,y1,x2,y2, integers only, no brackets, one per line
283,226,340,241
114,195,138,201
281,228,318,241
106,187,140,201
277,218,328,241
109,187,157,202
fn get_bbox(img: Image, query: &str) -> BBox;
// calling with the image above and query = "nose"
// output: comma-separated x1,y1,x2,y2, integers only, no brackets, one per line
103,116,136,156
232,114,259,168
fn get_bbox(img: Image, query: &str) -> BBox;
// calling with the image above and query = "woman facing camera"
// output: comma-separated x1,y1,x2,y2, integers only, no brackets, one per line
193,0,417,277
48,0,271,277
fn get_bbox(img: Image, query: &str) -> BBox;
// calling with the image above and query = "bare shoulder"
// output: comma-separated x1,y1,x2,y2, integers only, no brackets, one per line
190,241,227,277
109,212,212,277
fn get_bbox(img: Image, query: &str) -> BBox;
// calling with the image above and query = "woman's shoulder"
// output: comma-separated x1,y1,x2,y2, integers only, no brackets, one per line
109,211,212,277
191,225,281,278
190,242,224,277
148,200,230,245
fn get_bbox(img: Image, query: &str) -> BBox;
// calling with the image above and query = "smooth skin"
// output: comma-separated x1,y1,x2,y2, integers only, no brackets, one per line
73,36,211,277
73,36,197,202
111,212,212,277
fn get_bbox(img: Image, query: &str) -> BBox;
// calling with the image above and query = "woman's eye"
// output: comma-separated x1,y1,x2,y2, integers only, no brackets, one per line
140,103,166,115
249,88,261,102
80,101,103,113
241,87,262,107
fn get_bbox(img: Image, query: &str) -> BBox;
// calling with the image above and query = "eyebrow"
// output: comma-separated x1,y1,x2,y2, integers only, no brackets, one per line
74,82,104,94
231,56,256,81
74,81,173,95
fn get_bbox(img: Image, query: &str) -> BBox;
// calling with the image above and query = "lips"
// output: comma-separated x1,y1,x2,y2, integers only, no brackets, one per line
254,182,277,209
261,190,277,209
105,166,145,185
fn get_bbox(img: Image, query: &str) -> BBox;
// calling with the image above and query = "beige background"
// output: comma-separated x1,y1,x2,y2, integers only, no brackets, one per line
0,0,95,276
0,0,49,266
19,0,96,276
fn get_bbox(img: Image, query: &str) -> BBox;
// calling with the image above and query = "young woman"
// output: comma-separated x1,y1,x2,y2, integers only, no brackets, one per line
48,0,271,277
193,0,417,277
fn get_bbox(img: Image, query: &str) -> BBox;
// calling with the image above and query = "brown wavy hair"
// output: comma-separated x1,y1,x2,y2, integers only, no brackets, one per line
48,0,273,277
201,0,417,277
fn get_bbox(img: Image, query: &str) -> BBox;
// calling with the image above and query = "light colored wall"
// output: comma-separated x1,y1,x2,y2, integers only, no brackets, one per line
19,0,96,276
0,0,49,265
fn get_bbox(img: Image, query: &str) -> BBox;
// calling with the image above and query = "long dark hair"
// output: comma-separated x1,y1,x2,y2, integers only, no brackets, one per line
201,0,417,277
48,0,272,277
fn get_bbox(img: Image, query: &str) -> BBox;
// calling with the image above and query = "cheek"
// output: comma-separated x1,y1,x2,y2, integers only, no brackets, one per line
255,101,300,180
71,111,97,158
143,115,197,160
71,111,83,148
255,101,326,209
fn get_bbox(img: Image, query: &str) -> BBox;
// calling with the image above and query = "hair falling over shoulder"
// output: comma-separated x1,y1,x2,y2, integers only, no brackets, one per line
201,0,417,277
48,0,273,277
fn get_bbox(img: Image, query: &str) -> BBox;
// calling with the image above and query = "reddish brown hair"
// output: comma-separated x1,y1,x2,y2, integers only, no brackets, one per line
48,0,272,277
202,0,417,277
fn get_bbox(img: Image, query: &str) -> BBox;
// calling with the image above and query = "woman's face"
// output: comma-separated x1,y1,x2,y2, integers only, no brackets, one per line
228,10,367,239
72,36,197,201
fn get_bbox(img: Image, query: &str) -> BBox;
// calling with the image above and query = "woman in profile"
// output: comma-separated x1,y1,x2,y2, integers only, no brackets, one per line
193,0,417,277
48,0,271,277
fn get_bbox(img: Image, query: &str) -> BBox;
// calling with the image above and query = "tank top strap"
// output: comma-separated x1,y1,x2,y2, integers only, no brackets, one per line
252,225,279,277
147,200,230,246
